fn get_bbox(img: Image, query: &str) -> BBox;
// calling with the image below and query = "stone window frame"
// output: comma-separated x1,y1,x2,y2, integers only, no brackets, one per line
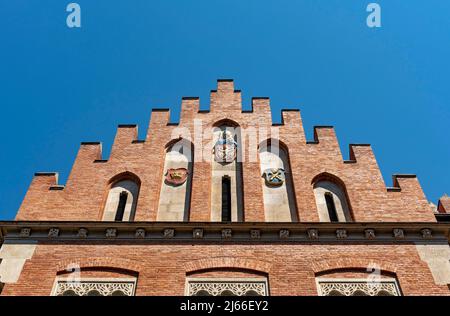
102,172,141,222
316,278,401,296
185,277,269,296
50,277,137,296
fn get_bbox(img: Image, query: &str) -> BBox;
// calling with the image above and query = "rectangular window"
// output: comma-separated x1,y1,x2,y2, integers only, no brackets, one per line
115,191,128,221
186,278,268,296
221,176,231,222
51,278,136,296
316,278,401,296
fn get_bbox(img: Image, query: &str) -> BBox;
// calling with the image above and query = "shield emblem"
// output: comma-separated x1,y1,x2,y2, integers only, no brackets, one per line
165,168,189,186
214,131,237,163
262,168,285,187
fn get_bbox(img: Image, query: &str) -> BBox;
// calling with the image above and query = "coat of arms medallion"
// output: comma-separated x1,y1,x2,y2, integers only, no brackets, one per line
165,168,189,186
262,168,285,187
214,130,237,163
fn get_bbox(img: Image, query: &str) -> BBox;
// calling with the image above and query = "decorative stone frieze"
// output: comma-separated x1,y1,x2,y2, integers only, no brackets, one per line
1,223,448,243
222,229,232,239
393,228,405,239
336,229,347,239
135,228,146,238
48,228,60,238
317,280,400,296
19,227,31,238
307,229,319,240
163,228,174,238
187,280,267,296
193,228,203,239
77,228,88,238
279,229,290,239
53,280,135,296
250,229,261,240
105,228,117,238
364,229,376,240
421,228,432,239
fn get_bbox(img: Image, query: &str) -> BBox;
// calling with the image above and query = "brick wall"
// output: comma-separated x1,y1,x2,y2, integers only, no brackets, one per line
2,243,448,296
3,80,448,297
438,196,450,213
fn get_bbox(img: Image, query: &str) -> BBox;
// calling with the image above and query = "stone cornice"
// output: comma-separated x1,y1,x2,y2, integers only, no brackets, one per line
0,221,449,244
435,214,450,222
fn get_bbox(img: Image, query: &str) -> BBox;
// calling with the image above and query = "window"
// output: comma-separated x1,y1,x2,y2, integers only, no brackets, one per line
316,278,401,296
102,178,140,221
114,191,128,221
313,178,352,222
210,124,244,222
324,193,338,222
52,279,136,296
186,278,268,296
222,176,232,222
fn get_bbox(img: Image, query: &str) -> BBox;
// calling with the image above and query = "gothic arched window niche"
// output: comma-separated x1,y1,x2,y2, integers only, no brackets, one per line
210,121,244,222
312,173,352,222
157,138,193,221
259,139,298,222
102,173,140,222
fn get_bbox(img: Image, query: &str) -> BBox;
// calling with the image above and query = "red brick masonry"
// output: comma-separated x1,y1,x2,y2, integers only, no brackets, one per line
1,80,448,296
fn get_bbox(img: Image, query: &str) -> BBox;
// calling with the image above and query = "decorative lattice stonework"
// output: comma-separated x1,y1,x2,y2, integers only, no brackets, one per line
187,279,268,296
53,279,136,296
317,279,401,296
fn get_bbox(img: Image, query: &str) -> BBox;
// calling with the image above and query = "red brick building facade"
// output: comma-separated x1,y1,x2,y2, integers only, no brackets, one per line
0,80,449,296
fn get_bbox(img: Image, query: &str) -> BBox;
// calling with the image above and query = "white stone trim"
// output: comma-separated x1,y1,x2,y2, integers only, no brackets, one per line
185,277,269,296
316,278,401,296
51,277,137,296
415,243,450,285
0,243,36,283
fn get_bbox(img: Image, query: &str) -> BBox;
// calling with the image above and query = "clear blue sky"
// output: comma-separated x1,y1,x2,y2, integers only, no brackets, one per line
0,0,449,220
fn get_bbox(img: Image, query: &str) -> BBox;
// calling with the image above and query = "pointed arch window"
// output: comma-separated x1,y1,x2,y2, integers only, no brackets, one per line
103,176,140,222
312,174,352,222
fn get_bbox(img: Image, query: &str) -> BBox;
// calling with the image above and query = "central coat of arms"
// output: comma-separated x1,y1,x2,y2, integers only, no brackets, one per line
214,130,237,163
262,168,285,187
165,168,189,186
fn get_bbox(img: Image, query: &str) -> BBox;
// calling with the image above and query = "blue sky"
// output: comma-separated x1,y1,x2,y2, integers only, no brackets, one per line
0,0,449,220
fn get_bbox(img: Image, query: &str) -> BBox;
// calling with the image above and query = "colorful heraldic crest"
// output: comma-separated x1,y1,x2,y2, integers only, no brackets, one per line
262,168,285,187
165,168,189,186
214,130,237,163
